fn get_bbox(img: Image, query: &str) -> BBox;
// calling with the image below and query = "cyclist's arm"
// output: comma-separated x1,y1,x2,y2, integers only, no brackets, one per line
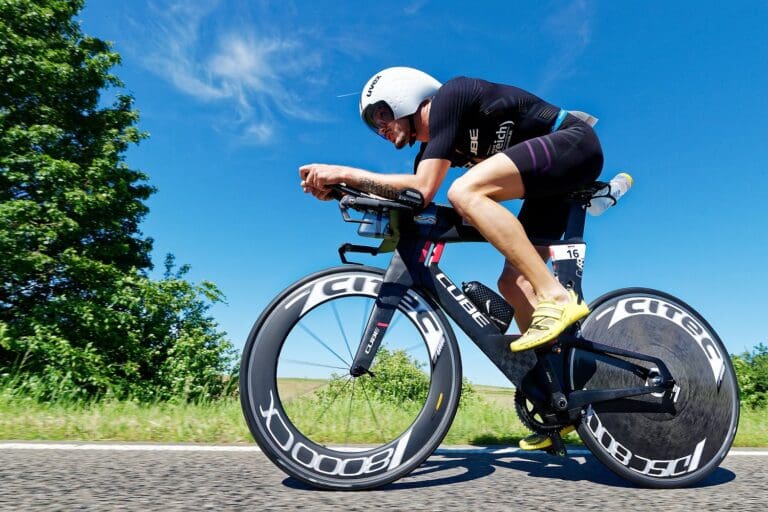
300,158,451,206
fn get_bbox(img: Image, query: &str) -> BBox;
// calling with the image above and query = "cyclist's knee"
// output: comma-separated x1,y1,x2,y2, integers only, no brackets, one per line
447,177,480,216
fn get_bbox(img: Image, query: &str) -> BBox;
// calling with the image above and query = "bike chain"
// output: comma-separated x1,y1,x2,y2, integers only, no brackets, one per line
514,389,568,434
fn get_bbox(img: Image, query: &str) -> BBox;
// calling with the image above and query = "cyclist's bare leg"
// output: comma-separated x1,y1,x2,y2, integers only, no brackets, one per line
498,247,549,332
446,153,568,305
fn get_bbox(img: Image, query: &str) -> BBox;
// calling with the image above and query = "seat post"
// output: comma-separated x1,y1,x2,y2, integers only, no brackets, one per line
563,202,587,241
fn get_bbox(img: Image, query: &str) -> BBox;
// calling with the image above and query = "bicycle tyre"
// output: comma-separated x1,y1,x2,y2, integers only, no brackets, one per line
239,266,463,490
570,288,739,488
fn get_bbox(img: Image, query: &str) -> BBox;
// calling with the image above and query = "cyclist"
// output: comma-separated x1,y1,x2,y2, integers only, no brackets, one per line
299,67,603,450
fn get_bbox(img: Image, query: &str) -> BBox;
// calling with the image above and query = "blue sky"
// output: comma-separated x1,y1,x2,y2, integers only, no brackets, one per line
79,0,768,387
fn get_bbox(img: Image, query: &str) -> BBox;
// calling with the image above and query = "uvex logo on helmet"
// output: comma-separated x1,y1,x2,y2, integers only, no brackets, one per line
359,67,442,136
366,75,381,97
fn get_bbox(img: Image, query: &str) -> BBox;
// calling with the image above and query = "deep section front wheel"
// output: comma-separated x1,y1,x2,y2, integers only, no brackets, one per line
570,288,739,488
240,266,462,490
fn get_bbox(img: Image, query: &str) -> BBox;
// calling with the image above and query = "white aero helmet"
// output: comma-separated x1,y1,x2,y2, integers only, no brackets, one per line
359,67,442,135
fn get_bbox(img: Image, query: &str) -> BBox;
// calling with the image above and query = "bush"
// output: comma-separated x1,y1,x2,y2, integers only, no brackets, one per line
317,348,476,406
732,343,768,409
0,255,237,402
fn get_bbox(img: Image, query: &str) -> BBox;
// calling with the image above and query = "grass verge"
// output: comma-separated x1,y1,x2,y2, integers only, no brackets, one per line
1,382,765,447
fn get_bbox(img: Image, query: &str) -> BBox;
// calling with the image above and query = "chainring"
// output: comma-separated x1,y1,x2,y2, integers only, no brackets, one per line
514,389,568,434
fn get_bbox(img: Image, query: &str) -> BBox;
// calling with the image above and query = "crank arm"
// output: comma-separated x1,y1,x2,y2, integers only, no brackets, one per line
567,384,672,410
571,336,675,384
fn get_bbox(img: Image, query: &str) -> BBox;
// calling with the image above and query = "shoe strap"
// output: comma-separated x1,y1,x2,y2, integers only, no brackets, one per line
531,304,564,322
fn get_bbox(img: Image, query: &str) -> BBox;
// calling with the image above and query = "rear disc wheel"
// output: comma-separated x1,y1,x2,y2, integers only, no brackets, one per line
570,288,739,488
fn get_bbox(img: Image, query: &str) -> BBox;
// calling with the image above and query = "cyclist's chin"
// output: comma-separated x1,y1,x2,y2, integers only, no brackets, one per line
393,135,408,150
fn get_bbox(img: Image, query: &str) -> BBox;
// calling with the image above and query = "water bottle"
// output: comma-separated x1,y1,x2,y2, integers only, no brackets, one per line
587,172,634,216
462,281,514,333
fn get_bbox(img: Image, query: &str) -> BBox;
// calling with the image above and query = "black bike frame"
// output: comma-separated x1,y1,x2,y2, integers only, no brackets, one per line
340,193,674,417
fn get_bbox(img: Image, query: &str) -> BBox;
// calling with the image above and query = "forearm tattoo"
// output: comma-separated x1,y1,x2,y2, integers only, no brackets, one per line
358,177,401,200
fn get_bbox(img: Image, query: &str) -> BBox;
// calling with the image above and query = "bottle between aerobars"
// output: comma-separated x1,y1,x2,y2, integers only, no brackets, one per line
587,172,634,216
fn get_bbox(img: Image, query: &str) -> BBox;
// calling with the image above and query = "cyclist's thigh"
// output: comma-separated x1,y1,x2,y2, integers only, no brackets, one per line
451,152,526,202
504,117,603,199
518,195,571,241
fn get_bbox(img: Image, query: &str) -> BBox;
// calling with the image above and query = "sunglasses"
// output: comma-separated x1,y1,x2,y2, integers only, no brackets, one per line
362,101,395,136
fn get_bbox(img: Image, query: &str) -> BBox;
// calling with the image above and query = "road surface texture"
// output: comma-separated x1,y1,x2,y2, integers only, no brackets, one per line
0,444,765,511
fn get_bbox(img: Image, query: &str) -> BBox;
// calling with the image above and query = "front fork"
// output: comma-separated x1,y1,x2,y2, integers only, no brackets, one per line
349,246,413,377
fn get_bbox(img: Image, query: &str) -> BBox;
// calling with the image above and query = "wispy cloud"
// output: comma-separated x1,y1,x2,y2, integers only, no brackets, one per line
538,0,595,93
404,0,430,15
139,1,323,144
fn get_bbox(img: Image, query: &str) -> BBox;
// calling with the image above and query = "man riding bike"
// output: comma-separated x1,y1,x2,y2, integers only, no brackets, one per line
299,66,603,451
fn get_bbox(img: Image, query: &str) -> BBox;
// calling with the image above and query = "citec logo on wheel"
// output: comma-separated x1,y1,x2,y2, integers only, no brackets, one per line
586,407,706,477
604,297,725,384
259,390,409,476
286,273,446,363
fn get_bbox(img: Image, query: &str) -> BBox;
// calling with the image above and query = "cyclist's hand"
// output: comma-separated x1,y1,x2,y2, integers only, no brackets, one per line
299,163,346,194
301,182,334,201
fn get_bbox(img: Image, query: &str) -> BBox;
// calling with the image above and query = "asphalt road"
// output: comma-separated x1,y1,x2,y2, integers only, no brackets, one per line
1,444,766,511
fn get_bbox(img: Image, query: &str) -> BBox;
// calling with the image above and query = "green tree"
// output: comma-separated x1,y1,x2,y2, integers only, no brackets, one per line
0,0,235,401
732,343,768,409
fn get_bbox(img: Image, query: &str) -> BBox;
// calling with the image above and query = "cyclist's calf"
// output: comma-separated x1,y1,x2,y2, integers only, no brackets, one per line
499,247,550,332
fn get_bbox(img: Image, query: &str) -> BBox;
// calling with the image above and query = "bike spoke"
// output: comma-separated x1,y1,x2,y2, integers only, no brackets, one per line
282,359,349,372
331,301,354,361
378,313,400,353
402,341,426,354
312,375,352,433
360,299,373,340
280,381,331,402
345,378,357,446
388,312,404,332
359,377,387,444
297,323,350,368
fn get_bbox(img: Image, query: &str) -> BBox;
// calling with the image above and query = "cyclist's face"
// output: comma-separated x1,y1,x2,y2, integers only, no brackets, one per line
384,117,411,149
368,103,394,132
364,103,412,149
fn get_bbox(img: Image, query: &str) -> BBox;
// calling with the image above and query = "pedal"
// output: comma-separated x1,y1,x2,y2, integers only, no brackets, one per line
545,431,568,457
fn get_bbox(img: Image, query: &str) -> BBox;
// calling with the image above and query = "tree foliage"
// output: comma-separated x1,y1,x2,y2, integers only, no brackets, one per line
732,343,768,409
0,0,235,401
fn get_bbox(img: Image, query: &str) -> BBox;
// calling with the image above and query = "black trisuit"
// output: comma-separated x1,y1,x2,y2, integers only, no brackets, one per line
415,76,604,240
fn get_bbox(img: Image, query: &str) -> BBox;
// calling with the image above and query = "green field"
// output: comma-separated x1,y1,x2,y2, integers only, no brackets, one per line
1,380,765,447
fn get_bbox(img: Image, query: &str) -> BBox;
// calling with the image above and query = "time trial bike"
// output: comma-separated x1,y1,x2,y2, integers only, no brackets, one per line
239,181,739,490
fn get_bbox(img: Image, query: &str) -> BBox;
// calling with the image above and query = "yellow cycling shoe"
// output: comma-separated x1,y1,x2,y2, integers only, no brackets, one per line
510,289,589,352
519,425,576,451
